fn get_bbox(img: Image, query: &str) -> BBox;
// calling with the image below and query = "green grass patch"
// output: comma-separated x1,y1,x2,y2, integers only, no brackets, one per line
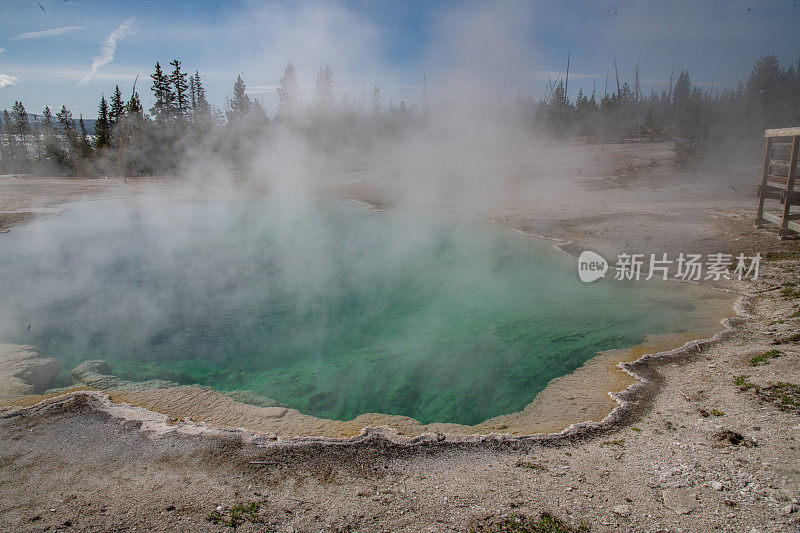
710,409,725,417
471,512,589,532
780,285,800,299
763,252,800,261
750,349,783,366
775,332,800,344
734,375,756,391
600,439,625,447
758,382,800,412
207,501,260,527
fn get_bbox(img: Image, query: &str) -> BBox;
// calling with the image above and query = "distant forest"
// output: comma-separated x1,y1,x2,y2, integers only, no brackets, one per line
1,54,798,176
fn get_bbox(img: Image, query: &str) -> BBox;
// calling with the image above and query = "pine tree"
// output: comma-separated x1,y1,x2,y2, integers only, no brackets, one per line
189,76,197,113
192,71,211,120
56,106,75,133
11,101,29,142
170,59,189,120
150,61,175,122
78,115,93,159
746,54,782,106
315,65,334,107
277,63,300,115
42,106,53,128
110,85,125,125
127,91,144,119
0,110,12,173
371,86,381,115
227,74,252,124
95,95,110,149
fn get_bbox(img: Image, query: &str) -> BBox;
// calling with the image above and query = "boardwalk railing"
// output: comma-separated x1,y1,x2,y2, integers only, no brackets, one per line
756,127,800,238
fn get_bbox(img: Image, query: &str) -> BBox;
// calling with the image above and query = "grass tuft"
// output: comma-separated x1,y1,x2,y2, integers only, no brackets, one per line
780,285,800,299
750,349,782,366
758,382,800,412
733,375,755,391
207,501,260,527
774,332,800,344
471,512,589,532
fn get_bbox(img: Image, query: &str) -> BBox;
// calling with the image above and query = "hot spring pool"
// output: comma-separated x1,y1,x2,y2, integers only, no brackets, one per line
0,198,727,425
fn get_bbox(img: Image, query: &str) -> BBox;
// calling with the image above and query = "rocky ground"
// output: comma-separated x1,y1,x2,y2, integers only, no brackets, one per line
1,141,799,531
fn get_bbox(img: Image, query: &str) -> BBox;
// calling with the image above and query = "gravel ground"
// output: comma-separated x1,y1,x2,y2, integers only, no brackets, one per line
1,141,799,532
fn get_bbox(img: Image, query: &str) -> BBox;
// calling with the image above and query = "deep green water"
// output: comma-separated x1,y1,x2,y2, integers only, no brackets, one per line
0,198,715,425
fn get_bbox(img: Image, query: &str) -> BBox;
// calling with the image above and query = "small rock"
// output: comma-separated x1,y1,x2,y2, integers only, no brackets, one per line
710,481,725,491
663,489,698,515
611,504,631,517
783,503,799,515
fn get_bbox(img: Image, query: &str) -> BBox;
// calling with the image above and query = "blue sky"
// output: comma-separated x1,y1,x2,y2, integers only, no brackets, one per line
1,0,797,118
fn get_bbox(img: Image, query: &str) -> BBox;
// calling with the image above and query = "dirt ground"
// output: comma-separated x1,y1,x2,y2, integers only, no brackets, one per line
1,140,799,532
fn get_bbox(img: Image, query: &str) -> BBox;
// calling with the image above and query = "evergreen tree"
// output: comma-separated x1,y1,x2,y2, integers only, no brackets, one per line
150,61,175,122
277,63,300,115
95,96,110,149
189,76,197,113
11,101,30,142
40,106,58,166
746,54,782,106
192,71,211,119
315,65,334,107
56,106,75,133
170,59,189,119
250,98,269,127
371,86,381,115
127,91,144,119
672,71,691,128
42,106,53,128
0,110,14,173
227,74,252,124
78,115,93,159
110,85,125,125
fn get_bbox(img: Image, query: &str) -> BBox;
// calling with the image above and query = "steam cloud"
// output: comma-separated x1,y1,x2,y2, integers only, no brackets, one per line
77,17,135,87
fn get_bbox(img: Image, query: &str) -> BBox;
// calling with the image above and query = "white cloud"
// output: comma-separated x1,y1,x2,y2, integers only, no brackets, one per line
0,48,5,54
0,74,19,89
9,26,85,41
5,63,140,83
77,17,135,87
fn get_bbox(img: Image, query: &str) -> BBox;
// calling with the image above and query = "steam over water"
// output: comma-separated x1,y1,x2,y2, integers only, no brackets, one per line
1,199,710,425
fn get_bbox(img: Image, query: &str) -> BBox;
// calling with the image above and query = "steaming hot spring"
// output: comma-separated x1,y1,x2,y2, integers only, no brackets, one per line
0,197,731,429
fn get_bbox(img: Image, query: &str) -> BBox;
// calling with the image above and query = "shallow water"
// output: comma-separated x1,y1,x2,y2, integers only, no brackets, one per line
0,198,727,425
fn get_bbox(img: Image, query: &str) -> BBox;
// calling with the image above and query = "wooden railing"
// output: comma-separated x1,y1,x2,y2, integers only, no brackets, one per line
756,127,800,238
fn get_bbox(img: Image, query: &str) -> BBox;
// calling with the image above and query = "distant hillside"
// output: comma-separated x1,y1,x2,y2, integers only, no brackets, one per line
0,112,97,133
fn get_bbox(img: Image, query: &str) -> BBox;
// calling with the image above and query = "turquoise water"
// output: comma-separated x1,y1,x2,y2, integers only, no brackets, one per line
0,199,709,425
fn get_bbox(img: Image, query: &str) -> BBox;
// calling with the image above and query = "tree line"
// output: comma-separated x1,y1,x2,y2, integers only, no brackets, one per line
1,54,798,176
528,54,800,164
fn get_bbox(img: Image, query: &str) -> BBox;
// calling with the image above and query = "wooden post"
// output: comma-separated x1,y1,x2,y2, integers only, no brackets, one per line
755,136,773,225
779,136,799,237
